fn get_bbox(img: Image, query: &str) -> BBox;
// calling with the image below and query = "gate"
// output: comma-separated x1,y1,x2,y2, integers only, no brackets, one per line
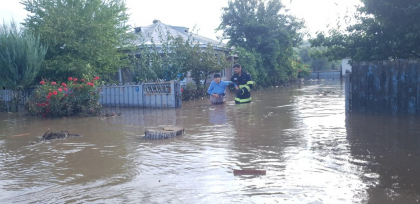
305,71,341,81
99,80,182,108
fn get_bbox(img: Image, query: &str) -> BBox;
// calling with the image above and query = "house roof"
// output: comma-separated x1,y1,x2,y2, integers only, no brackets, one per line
131,20,226,50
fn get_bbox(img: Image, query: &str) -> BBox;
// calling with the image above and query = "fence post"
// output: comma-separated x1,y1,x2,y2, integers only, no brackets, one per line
345,72,352,112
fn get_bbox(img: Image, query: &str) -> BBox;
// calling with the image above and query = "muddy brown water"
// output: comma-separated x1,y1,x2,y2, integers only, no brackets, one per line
1,81,420,203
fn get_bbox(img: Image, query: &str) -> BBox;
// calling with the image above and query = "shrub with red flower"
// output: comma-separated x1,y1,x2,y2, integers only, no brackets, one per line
25,75,102,117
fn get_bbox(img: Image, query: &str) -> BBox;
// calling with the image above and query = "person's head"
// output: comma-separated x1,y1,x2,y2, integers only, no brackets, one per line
233,64,242,74
214,73,221,83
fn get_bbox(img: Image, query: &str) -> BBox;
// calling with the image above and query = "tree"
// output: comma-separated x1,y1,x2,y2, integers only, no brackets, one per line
217,0,304,86
132,29,228,87
173,37,228,88
310,0,420,61
297,45,341,71
21,0,134,82
0,21,47,90
132,32,185,83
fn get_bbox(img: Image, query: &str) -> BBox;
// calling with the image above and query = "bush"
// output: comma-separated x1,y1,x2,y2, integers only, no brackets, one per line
25,76,101,117
181,83,209,101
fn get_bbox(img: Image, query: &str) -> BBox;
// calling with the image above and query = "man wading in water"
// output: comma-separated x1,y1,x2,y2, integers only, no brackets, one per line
207,73,236,104
230,64,254,104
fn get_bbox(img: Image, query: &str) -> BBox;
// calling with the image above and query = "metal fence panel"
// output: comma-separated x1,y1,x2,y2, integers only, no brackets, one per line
99,80,181,108
305,71,341,80
347,60,420,114
0,88,36,112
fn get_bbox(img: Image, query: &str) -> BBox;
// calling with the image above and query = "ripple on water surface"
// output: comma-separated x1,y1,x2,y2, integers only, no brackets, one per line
2,82,420,203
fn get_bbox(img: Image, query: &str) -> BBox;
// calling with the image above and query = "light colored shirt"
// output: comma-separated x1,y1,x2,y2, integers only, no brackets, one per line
207,80,236,95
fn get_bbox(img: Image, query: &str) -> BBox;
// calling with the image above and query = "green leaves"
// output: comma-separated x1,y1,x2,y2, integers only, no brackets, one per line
21,0,134,82
218,0,304,86
0,21,47,90
311,0,420,61
132,29,227,87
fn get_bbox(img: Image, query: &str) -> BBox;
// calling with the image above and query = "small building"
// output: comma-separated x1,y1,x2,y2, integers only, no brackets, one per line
126,20,235,85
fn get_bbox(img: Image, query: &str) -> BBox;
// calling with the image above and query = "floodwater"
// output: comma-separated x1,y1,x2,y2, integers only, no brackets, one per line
1,81,420,203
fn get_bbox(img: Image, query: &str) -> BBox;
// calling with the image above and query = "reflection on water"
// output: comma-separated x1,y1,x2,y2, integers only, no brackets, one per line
1,81,420,203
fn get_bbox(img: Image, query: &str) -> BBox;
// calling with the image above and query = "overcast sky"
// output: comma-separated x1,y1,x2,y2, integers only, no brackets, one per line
0,0,361,40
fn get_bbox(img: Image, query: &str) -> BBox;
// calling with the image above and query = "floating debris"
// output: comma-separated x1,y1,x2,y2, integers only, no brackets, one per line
144,126,184,139
30,129,82,144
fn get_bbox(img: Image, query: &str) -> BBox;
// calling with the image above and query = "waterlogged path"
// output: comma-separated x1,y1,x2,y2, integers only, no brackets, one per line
1,81,420,203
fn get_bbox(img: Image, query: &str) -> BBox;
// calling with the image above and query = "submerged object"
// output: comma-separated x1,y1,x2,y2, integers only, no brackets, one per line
210,95,226,105
233,169,266,176
144,126,184,139
41,129,82,140
30,129,82,145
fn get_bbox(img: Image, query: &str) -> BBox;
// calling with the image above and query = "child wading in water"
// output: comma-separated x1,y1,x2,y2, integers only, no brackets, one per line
207,73,237,104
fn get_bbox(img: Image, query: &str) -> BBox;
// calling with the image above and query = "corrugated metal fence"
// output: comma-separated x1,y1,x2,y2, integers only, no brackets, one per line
99,80,182,108
345,60,420,114
0,88,35,112
0,80,182,112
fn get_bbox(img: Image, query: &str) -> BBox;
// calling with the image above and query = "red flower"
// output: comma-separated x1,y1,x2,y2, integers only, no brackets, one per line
181,88,184,92
42,103,46,106
68,77,73,81
61,82,67,87
51,82,57,85
58,88,63,92
39,81,45,85
94,76,100,80
73,78,78,82
63,87,68,92
81,79,85,82
48,92,52,96
52,91,58,95
47,95,51,99
46,101,49,104
37,103,42,107
74,83,77,85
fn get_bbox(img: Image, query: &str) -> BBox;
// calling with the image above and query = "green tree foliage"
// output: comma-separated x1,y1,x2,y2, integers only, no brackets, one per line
132,31,184,83
21,0,134,82
297,45,341,71
310,0,420,61
234,47,264,85
176,41,228,87
132,31,228,88
218,0,304,86
0,21,47,90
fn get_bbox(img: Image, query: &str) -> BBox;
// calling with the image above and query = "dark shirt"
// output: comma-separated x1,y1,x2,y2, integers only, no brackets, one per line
230,71,253,102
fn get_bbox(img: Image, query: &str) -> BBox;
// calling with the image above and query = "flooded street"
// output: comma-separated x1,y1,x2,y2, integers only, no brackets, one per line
1,81,420,203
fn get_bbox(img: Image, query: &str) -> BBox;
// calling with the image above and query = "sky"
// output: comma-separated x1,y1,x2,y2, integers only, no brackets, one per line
0,0,361,40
